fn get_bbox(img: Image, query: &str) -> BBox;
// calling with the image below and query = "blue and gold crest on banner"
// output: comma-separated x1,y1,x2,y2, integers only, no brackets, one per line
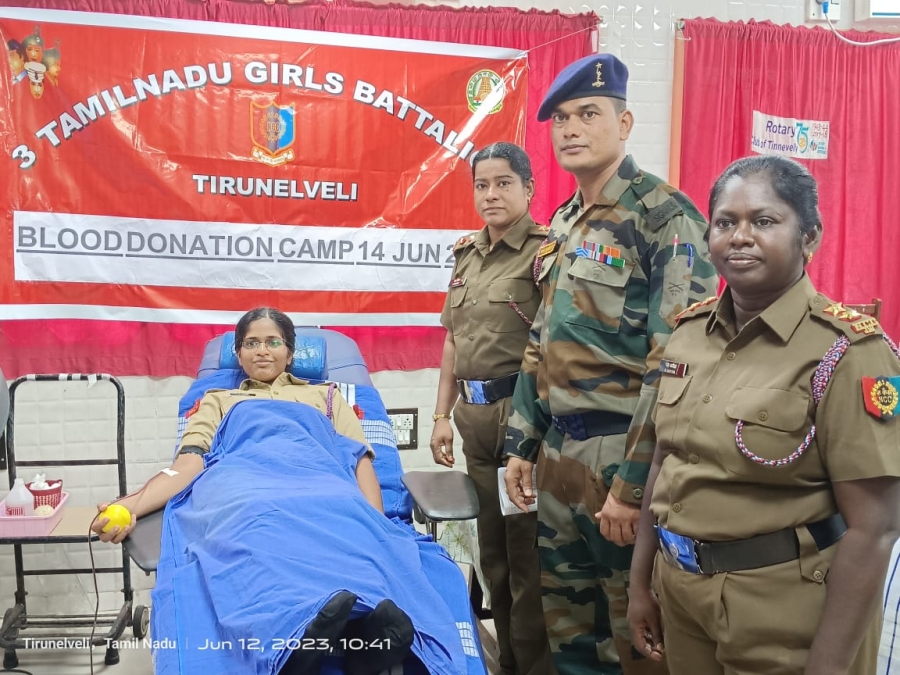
862,376,900,420
251,101,296,166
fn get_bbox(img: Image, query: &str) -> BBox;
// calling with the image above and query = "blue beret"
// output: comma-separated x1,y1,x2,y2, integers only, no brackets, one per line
537,54,628,122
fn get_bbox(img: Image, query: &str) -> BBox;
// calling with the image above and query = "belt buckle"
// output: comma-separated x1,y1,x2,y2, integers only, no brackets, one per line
467,380,487,405
656,524,703,574
551,415,566,434
567,414,586,441
551,414,586,440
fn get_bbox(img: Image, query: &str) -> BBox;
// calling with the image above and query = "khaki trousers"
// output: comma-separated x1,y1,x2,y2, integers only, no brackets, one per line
455,398,555,675
654,549,881,674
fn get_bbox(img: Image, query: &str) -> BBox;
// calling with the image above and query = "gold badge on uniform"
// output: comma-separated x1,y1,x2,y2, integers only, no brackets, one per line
823,302,845,317
537,240,558,259
659,359,689,377
851,317,879,334
448,276,467,288
862,376,900,420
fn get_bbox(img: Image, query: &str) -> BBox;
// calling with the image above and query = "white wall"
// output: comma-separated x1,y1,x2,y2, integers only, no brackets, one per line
2,0,897,616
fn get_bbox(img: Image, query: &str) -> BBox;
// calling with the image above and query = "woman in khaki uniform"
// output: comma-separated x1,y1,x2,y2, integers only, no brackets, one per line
627,156,900,674
431,142,554,675
92,308,421,675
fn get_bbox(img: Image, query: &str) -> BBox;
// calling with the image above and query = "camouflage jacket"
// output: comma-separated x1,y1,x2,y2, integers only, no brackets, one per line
503,155,719,504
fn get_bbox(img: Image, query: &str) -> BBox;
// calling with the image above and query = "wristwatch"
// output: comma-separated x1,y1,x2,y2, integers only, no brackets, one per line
432,413,451,421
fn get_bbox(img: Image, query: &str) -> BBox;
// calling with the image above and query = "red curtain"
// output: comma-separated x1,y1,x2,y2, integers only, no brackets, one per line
0,0,596,377
678,18,900,339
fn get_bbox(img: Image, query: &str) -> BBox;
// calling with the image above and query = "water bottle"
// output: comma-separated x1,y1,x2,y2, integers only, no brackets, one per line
5,478,34,517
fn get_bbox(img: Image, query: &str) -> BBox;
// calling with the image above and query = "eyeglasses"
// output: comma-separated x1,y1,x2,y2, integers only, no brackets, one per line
240,338,285,351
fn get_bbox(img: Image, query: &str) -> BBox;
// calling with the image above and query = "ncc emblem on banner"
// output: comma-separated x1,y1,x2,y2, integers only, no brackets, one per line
862,376,900,421
251,101,296,166
466,70,505,114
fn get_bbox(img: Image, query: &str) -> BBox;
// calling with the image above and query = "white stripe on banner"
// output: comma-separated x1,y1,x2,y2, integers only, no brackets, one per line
0,8,525,59
13,211,463,293
0,304,443,325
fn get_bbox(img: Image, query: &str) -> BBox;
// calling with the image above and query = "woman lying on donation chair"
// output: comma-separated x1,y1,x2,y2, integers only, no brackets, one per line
91,308,459,675
627,156,900,675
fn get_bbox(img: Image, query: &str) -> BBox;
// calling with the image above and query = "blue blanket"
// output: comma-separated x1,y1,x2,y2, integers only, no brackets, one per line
151,399,483,675
176,373,413,521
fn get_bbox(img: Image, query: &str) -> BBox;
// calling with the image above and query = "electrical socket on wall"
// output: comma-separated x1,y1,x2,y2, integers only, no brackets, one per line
387,408,418,450
808,0,841,21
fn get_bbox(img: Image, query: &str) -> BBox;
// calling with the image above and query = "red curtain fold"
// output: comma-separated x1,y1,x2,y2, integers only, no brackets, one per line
0,0,596,377
678,18,900,339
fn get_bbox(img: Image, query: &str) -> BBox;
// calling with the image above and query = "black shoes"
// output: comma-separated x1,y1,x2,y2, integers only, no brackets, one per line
342,599,415,675
280,591,358,675
278,595,414,675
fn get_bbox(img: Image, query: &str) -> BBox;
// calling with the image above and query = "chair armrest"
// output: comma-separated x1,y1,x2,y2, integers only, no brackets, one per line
123,508,164,574
401,470,479,523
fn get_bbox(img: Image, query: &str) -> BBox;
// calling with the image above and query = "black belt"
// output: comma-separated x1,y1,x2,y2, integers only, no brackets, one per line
551,410,632,441
457,373,518,405
657,513,847,575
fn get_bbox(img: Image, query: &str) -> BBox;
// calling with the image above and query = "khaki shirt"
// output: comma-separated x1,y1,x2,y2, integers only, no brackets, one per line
651,275,900,540
179,372,371,456
440,213,547,381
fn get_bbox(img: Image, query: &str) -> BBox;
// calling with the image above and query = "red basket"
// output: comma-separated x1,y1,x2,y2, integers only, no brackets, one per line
26,480,63,509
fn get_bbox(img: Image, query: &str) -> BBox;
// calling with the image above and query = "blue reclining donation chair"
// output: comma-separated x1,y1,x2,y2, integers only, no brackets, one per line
123,328,486,675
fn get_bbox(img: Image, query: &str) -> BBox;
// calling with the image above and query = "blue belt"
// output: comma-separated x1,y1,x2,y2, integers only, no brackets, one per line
656,514,847,575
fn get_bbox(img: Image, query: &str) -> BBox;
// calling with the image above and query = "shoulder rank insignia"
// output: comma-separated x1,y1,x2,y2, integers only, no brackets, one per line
861,376,900,420
453,234,476,252
823,302,863,323
675,296,717,322
851,316,880,335
816,299,882,340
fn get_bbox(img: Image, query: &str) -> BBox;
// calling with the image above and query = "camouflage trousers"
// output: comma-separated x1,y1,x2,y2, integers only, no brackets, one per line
535,426,668,675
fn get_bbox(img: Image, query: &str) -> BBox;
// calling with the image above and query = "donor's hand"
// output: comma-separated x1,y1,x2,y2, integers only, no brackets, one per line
91,502,136,545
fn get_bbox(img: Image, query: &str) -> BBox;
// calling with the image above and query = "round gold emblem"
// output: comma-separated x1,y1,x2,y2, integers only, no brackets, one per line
871,380,899,416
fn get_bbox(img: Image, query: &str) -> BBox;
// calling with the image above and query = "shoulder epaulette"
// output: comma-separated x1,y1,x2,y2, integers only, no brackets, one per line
644,197,684,231
452,233,477,254
529,222,550,237
811,297,883,342
675,296,717,323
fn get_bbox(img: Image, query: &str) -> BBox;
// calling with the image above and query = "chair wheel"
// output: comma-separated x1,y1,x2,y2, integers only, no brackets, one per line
105,646,120,665
3,649,18,669
133,604,150,639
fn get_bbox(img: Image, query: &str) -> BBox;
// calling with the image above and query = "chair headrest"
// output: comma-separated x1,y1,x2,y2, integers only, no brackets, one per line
217,331,328,381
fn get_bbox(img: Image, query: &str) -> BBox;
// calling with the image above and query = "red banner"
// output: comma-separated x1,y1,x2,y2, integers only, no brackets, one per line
678,19,900,340
0,9,527,329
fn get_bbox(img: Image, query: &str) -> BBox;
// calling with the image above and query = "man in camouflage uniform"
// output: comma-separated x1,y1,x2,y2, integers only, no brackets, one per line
502,53,718,675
